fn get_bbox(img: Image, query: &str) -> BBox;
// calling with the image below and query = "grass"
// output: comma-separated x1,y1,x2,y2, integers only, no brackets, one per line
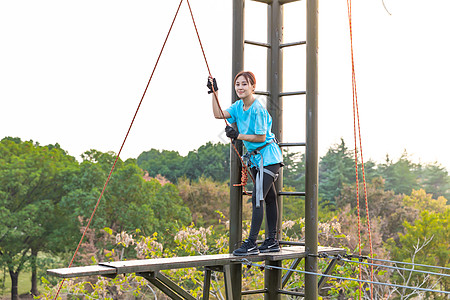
0,269,37,297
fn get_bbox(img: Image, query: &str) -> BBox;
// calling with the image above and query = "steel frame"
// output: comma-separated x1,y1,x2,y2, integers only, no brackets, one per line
230,0,319,298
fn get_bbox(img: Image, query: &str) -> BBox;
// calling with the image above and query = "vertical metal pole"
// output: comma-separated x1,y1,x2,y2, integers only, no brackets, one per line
305,0,319,297
265,1,283,299
230,0,245,299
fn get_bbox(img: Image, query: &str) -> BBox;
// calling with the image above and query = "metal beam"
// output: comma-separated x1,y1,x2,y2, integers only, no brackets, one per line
265,1,283,299
318,258,339,290
278,142,306,147
138,272,186,300
279,91,306,96
304,0,319,298
281,257,303,288
244,40,271,48
203,269,212,300
230,1,245,299
279,0,302,4
280,41,306,48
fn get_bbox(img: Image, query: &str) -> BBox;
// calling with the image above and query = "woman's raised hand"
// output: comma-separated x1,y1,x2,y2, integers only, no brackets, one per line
207,77,219,94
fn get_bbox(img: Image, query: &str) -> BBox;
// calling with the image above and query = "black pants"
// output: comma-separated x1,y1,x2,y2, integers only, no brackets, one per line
248,163,282,243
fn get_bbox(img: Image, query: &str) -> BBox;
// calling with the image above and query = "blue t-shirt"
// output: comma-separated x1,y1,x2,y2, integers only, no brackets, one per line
226,99,283,167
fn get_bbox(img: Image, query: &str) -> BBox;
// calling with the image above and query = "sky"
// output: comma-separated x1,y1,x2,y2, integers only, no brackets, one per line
1,0,449,170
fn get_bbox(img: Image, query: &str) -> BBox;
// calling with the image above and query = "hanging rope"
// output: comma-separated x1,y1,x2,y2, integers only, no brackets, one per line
346,0,375,298
52,1,185,299
185,0,254,187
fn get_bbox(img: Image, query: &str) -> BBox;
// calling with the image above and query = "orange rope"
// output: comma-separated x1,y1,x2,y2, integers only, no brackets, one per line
346,0,374,299
52,1,185,298
186,0,254,186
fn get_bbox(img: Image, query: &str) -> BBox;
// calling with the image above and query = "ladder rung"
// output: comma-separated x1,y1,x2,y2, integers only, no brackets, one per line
244,40,270,48
279,0,302,4
278,191,306,197
280,41,306,48
278,142,306,147
250,0,272,4
255,91,270,96
244,191,306,197
279,91,306,96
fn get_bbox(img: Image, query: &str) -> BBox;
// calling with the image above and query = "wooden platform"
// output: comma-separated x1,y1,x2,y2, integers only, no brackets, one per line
47,246,345,279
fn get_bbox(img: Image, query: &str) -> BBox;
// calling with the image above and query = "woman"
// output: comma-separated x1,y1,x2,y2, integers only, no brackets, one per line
208,71,283,256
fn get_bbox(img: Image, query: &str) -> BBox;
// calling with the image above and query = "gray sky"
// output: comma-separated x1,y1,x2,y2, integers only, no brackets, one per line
1,0,449,170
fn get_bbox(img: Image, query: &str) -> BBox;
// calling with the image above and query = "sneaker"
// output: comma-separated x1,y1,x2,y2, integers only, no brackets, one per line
258,238,280,253
232,239,260,256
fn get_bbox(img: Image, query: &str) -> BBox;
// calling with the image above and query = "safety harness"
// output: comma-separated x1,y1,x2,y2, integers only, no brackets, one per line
243,139,280,208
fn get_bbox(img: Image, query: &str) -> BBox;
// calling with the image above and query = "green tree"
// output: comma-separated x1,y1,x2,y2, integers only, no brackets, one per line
418,163,450,201
387,209,450,297
137,149,184,183
182,142,230,182
61,150,192,249
377,151,421,195
282,149,305,192
177,176,230,228
319,139,356,205
0,138,77,299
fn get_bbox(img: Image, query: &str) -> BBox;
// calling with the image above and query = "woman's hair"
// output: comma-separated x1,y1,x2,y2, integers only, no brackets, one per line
234,71,256,87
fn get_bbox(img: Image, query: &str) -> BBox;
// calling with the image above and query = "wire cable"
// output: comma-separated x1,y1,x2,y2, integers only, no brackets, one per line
241,259,450,296
323,255,450,278
367,257,450,272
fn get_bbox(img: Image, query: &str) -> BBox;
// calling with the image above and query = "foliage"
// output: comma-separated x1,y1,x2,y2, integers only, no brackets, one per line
177,176,234,230
137,142,230,183
337,178,419,244
0,137,78,299
137,148,184,183
319,139,356,206
417,163,450,200
386,208,450,297
377,151,421,195
61,149,192,248
282,149,305,192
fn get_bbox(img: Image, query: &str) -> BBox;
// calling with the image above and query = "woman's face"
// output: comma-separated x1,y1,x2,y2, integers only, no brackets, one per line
234,75,255,99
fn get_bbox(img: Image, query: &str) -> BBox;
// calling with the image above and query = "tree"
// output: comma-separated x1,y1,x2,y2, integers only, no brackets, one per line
182,142,230,182
61,150,192,250
282,149,305,192
418,163,450,201
177,176,231,228
137,149,184,183
337,177,418,243
377,151,421,195
387,208,450,297
0,138,77,299
319,139,356,205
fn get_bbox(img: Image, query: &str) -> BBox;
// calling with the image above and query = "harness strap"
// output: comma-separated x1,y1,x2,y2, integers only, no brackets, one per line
248,138,278,208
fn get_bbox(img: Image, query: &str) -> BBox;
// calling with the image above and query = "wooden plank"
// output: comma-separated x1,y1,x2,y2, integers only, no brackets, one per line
98,254,242,274
47,265,117,279
47,246,345,279
264,246,345,261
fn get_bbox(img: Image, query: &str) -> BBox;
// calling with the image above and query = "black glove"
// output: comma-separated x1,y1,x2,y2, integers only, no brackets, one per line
207,77,219,94
225,125,239,140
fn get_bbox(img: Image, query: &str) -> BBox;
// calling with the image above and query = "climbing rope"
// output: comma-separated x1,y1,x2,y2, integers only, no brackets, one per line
346,0,374,298
52,1,185,299
54,2,253,298
186,0,254,186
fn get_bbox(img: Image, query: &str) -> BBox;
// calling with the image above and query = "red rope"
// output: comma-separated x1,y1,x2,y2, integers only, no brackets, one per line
346,0,374,299
52,1,185,298
186,0,254,186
